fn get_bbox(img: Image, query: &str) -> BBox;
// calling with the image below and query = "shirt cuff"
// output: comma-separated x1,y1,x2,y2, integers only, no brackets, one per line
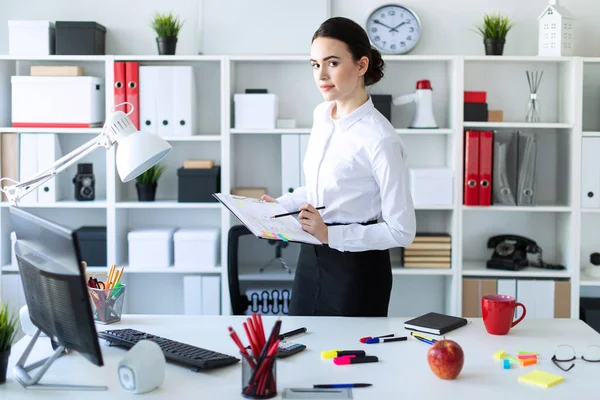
327,225,345,252
275,194,296,213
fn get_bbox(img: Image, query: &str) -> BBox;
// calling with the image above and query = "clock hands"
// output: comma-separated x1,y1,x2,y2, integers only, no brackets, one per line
373,19,399,33
391,21,408,31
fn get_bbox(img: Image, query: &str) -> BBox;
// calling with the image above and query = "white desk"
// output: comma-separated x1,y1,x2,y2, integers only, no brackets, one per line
1,315,598,399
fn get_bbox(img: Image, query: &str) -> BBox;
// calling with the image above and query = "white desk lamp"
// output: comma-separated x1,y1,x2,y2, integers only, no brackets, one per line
0,103,172,205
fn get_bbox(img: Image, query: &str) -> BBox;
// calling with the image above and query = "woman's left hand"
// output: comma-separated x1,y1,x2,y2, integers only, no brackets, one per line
298,204,328,244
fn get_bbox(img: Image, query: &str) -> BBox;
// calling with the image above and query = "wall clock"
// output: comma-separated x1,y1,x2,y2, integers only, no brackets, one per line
366,4,422,55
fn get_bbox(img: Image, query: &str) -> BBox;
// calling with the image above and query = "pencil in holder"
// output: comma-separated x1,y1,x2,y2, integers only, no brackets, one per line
88,283,126,324
241,351,277,399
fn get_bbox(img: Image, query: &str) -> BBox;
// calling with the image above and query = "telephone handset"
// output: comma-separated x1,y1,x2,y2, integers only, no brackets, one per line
486,234,565,271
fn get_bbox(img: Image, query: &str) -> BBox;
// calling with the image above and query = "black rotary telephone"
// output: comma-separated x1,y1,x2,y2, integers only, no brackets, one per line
486,234,565,271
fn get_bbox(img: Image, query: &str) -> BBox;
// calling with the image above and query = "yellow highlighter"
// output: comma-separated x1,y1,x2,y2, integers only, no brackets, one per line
321,350,366,359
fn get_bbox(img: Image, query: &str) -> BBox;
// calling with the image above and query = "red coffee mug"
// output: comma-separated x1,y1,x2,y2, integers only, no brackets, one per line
481,294,526,335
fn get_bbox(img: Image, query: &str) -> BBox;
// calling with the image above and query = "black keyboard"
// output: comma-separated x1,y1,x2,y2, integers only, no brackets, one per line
98,328,240,371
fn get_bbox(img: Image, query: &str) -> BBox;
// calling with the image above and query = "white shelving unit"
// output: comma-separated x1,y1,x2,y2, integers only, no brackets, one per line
0,54,598,319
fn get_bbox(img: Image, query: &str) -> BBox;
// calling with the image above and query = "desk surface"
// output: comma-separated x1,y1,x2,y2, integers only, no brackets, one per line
1,315,599,399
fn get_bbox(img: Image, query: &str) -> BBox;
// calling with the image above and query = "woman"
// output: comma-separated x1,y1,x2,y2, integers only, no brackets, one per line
262,17,416,317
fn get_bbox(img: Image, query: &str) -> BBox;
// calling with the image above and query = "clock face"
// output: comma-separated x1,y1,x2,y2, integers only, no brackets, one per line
366,4,421,54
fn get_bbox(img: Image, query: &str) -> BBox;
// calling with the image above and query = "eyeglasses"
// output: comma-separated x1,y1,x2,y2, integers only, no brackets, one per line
552,345,600,372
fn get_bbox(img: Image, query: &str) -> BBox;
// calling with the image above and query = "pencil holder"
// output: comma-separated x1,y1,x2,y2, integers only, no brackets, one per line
241,351,277,399
88,283,126,324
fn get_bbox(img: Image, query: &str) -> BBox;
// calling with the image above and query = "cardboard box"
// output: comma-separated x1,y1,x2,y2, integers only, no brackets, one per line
183,160,214,169
231,187,267,199
488,110,504,122
31,66,84,76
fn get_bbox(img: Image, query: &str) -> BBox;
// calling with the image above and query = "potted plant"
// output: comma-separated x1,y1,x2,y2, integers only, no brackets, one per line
0,303,19,384
150,12,184,55
474,13,515,56
136,163,166,201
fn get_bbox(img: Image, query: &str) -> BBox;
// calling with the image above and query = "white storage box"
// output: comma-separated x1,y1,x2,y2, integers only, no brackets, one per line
11,76,105,128
409,168,453,206
234,93,278,129
8,20,55,56
174,228,220,268
128,228,176,268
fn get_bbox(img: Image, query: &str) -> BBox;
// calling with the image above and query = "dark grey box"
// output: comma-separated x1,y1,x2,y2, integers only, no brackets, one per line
55,21,106,55
464,102,488,121
73,226,107,267
372,94,392,122
580,297,600,334
177,166,221,202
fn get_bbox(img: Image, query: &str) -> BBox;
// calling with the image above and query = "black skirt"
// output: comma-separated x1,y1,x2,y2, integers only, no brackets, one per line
289,226,392,317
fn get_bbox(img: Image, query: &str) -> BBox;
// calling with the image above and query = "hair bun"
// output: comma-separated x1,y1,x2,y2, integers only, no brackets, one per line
365,47,385,86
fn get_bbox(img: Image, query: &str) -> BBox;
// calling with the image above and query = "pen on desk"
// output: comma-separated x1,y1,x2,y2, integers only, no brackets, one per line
410,332,437,343
366,336,407,344
413,335,435,345
271,206,325,219
313,383,372,389
278,327,307,340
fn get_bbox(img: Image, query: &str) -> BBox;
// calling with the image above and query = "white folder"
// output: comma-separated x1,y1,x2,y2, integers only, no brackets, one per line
516,280,538,319
139,66,159,135
281,135,300,194
581,137,600,208
157,67,174,137
19,133,38,204
300,135,310,185
37,134,62,202
171,66,196,136
183,275,203,315
201,275,221,315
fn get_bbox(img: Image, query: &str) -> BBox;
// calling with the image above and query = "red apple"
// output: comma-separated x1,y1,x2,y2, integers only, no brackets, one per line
427,339,464,380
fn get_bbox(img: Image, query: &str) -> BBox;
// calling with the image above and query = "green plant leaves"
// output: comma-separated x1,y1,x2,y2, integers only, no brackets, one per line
136,163,167,185
474,13,515,39
151,12,184,38
0,302,19,352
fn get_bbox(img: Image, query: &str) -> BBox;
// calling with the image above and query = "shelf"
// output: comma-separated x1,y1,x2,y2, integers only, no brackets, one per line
464,56,574,62
116,201,221,209
230,55,308,62
580,275,600,286
0,55,107,62
165,135,221,142
581,208,600,213
0,127,103,134
230,128,311,134
114,55,223,62
391,267,453,276
463,122,572,129
113,265,223,274
582,131,600,137
415,204,454,210
462,205,571,212
395,128,453,135
462,261,571,278
0,201,108,208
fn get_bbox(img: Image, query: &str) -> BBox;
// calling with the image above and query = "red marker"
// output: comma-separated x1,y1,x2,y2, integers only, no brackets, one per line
359,333,394,343
334,355,379,365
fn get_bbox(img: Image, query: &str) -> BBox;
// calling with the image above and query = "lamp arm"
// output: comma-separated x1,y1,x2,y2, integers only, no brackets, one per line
0,132,115,206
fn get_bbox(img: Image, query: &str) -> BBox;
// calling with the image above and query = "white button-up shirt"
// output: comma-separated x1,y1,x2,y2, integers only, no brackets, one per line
277,96,416,252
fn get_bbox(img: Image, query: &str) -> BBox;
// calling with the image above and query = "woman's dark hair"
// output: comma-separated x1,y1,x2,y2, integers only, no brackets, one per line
312,17,384,86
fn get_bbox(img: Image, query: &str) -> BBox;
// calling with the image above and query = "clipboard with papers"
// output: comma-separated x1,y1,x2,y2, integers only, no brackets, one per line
213,193,323,245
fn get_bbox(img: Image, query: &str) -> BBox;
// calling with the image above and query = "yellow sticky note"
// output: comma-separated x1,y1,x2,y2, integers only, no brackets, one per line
518,370,564,388
494,350,506,360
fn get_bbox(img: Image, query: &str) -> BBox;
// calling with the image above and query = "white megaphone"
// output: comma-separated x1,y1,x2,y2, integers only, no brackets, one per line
393,80,438,129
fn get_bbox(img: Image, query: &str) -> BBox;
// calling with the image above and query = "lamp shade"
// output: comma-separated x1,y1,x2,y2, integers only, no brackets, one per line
116,130,172,182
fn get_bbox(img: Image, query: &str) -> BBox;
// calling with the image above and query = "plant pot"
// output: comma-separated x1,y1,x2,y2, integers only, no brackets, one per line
484,38,505,56
156,36,177,55
0,348,10,384
136,183,157,202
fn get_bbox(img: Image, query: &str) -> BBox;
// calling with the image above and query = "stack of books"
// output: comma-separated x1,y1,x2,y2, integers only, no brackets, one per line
403,233,451,268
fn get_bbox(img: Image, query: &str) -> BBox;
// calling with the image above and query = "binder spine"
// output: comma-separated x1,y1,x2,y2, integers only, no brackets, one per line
463,130,479,206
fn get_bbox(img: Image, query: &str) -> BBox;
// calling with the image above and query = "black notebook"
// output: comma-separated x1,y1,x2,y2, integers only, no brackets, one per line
404,312,468,335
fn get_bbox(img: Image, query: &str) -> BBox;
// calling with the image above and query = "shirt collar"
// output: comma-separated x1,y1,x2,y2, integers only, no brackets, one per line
324,96,375,131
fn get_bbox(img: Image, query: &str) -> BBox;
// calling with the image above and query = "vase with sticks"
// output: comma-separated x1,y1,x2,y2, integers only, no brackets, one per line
526,70,543,122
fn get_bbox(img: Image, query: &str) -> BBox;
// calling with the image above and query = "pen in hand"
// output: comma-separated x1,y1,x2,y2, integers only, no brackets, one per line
271,206,325,219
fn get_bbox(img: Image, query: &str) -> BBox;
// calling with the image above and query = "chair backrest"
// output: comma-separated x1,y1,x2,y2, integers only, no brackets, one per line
227,224,252,315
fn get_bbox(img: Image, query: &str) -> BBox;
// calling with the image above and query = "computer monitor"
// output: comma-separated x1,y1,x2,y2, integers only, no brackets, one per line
9,206,107,390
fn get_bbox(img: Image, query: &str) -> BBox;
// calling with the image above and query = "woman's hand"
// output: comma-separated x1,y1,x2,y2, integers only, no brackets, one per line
298,204,328,244
261,194,277,203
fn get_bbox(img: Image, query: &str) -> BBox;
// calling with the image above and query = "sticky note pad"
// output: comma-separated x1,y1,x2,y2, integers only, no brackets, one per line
519,358,537,367
518,370,564,388
494,350,506,360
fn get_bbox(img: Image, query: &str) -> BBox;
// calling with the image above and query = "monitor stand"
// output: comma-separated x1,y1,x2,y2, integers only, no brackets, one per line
12,328,108,391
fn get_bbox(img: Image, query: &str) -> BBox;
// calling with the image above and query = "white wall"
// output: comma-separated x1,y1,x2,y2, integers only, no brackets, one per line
1,0,600,56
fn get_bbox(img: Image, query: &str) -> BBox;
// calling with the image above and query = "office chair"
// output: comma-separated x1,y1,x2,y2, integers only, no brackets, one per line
227,225,292,316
